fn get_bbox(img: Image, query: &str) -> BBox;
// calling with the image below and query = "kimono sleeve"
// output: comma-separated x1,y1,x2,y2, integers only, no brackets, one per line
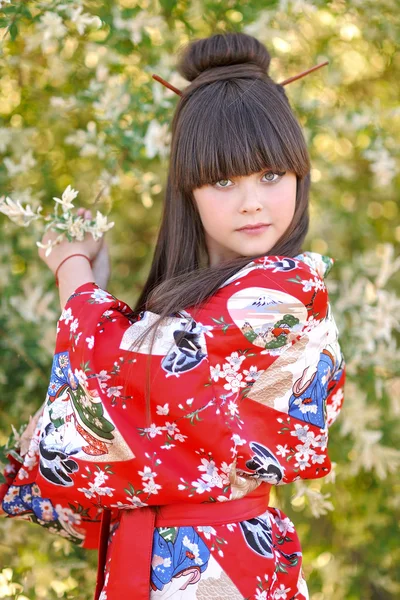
190,255,346,485
0,282,135,549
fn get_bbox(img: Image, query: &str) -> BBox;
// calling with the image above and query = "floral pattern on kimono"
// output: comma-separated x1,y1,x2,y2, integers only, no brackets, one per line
1,251,346,600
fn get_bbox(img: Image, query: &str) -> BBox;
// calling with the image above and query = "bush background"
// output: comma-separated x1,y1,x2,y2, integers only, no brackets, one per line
0,1,399,598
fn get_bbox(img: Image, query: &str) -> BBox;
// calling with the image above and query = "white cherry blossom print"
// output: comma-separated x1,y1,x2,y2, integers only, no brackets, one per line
91,288,115,304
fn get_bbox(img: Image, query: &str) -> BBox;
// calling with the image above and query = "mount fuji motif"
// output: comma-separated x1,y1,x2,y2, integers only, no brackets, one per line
250,295,284,310
227,287,308,351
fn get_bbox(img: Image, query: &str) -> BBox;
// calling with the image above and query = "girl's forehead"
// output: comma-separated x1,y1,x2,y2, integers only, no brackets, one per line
228,168,276,176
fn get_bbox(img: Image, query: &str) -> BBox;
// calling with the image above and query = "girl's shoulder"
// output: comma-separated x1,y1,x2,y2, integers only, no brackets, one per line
216,250,335,291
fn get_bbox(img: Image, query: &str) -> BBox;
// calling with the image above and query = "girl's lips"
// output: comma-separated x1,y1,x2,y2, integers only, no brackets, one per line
237,225,271,234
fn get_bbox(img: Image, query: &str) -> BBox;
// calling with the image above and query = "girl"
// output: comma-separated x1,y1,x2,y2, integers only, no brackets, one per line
1,32,346,600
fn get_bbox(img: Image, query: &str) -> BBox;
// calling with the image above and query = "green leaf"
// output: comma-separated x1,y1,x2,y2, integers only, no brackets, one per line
9,21,18,41
159,0,178,14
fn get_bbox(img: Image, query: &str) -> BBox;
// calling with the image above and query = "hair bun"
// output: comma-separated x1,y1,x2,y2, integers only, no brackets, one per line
176,32,271,82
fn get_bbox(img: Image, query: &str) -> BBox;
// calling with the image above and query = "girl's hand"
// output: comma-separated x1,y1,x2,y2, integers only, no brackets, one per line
38,208,104,275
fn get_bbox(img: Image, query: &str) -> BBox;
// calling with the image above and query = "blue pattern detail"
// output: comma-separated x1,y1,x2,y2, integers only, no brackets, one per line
47,352,79,398
288,350,344,428
2,482,57,520
151,527,210,590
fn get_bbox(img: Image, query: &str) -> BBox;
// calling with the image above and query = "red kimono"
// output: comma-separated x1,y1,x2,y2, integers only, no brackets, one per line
1,251,346,600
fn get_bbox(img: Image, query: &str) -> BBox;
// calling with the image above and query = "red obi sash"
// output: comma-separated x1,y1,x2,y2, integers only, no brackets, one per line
94,484,272,600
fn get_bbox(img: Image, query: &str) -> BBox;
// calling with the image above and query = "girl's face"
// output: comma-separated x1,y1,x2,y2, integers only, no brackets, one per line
192,169,297,266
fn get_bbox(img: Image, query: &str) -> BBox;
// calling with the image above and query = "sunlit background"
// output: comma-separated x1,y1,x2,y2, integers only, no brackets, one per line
0,0,399,598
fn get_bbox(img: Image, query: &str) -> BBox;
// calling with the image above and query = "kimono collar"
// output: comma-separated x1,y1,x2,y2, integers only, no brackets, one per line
295,251,335,279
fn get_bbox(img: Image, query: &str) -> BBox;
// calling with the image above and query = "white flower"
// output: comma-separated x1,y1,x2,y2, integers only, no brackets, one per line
78,481,115,499
210,364,225,382
315,278,326,291
224,371,246,392
202,469,223,488
53,184,79,212
74,369,88,386
227,400,239,416
198,458,216,475
364,143,398,186
276,444,290,458
290,423,311,442
301,278,316,292
69,6,103,35
138,466,157,481
243,365,263,381
60,307,73,325
36,236,64,257
96,370,111,383
145,424,163,438
165,421,179,436
156,403,169,415
311,453,326,464
70,318,79,333
143,120,171,159
273,515,295,536
293,397,318,414
3,150,36,176
106,386,123,398
86,336,95,349
231,433,246,446
225,351,246,371
219,462,231,486
196,525,216,539
38,12,68,41
89,211,115,241
91,288,114,304
192,478,212,494
94,471,108,487
294,456,311,471
56,505,82,525
127,496,148,508
143,479,162,495
331,387,344,409
0,194,43,227
295,444,315,462
273,583,291,599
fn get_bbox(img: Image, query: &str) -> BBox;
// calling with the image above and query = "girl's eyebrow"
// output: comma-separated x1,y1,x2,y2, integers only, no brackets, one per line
234,169,272,178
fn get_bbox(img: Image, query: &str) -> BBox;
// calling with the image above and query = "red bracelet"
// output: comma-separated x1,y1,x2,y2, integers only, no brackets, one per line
55,253,93,287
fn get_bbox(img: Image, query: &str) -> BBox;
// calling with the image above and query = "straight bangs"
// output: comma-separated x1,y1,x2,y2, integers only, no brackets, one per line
172,80,310,195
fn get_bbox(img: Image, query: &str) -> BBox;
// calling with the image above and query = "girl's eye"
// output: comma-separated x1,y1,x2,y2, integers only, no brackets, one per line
214,179,231,188
213,171,286,188
263,171,285,183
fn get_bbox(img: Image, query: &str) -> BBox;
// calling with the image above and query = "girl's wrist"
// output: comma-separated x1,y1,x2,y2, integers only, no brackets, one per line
55,253,93,287
56,255,96,311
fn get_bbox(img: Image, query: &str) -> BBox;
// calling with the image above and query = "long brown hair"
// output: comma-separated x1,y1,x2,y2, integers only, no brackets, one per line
125,32,311,421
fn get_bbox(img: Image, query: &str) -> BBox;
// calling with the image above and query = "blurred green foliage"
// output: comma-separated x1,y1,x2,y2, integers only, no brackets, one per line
0,0,399,598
